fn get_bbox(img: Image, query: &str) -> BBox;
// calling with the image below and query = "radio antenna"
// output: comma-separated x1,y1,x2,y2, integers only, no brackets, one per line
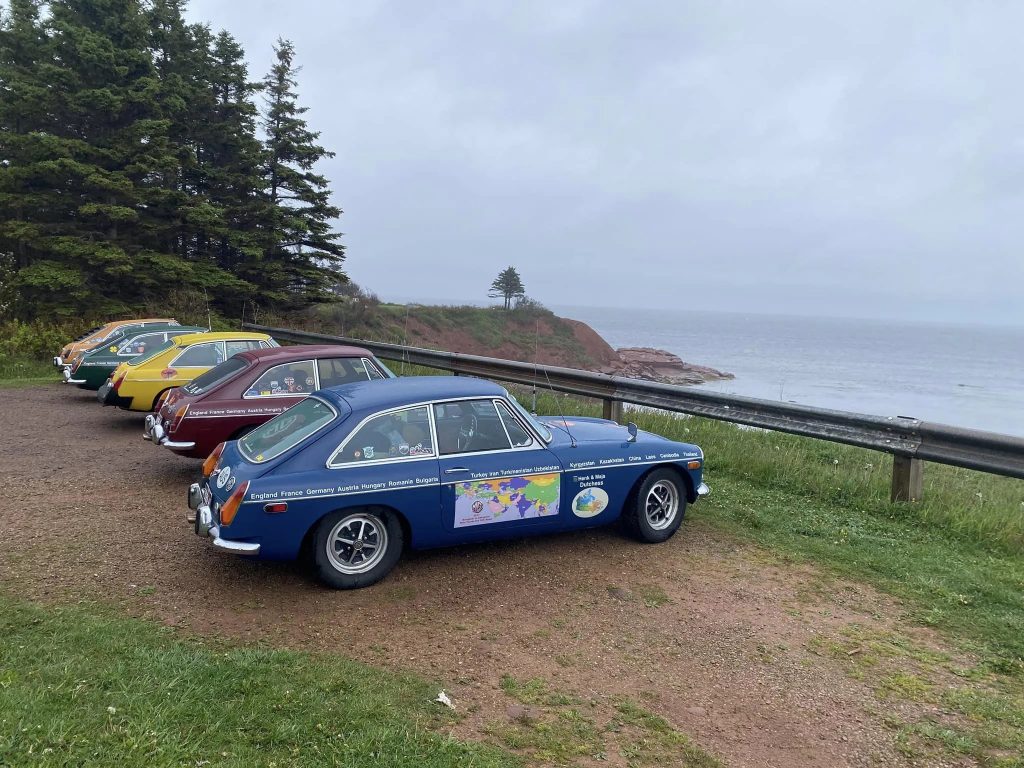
531,317,540,413
542,367,577,448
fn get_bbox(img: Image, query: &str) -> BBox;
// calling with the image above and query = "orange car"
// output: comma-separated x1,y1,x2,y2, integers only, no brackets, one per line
54,318,178,369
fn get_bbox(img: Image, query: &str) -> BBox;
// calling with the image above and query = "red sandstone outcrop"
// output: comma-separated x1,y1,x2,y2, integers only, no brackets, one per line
605,346,734,385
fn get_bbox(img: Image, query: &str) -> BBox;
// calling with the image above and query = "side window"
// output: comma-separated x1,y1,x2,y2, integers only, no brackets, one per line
433,399,512,455
245,360,317,397
117,332,165,356
360,358,386,380
331,406,434,465
226,339,264,357
317,357,377,388
495,400,534,447
173,342,223,367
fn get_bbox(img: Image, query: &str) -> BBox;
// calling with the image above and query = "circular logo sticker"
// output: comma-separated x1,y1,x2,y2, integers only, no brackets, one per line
571,487,609,518
215,466,231,488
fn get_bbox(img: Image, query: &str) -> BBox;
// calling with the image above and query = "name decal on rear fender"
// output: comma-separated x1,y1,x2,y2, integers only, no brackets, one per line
248,476,440,502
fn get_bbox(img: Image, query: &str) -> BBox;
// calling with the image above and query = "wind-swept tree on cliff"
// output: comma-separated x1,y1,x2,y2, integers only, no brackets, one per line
488,266,526,310
255,38,345,307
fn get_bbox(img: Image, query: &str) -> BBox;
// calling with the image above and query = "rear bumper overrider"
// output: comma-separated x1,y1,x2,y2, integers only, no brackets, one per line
187,482,260,556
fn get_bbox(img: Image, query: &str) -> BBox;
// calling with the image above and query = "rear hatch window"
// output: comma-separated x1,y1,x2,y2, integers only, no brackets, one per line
184,357,248,395
239,397,337,463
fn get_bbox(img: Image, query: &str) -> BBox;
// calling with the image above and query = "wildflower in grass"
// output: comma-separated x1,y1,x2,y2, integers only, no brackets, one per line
106,706,116,714
833,459,839,465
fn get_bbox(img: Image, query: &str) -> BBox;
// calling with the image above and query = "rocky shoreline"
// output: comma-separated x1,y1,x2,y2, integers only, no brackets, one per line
603,346,734,386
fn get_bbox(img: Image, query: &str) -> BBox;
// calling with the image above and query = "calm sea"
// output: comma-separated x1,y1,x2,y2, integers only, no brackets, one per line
552,306,1024,438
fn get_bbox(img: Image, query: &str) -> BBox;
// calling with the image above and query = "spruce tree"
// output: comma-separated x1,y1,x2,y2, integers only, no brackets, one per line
257,38,345,307
0,0,80,315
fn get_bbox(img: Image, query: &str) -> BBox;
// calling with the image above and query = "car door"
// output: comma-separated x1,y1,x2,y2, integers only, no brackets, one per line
435,398,563,543
325,404,441,545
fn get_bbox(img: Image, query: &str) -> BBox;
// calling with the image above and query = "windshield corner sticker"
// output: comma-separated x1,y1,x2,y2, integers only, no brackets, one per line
454,473,560,528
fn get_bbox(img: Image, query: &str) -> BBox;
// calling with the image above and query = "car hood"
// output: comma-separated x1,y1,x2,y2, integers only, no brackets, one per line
539,416,637,444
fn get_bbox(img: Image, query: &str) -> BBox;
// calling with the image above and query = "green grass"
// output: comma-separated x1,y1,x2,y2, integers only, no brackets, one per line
490,676,720,767
0,355,55,388
521,390,1024,674
0,595,517,767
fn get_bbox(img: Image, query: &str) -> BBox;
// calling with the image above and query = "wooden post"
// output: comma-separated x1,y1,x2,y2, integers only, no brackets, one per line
603,399,623,424
891,455,923,502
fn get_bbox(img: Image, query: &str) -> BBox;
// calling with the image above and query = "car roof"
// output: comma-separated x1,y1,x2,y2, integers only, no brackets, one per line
235,344,374,365
170,331,272,347
319,375,506,412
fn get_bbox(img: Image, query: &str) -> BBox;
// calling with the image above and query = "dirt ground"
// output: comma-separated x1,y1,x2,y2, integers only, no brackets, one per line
0,386,975,767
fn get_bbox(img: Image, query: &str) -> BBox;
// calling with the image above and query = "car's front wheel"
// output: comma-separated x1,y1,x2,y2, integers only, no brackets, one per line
312,508,404,589
623,469,687,543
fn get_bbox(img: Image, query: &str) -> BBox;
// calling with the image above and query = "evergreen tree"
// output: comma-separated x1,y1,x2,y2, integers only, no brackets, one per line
257,38,345,306
0,0,75,314
488,266,526,310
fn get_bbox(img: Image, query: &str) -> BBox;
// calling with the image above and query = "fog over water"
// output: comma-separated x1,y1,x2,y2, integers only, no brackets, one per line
554,306,1024,437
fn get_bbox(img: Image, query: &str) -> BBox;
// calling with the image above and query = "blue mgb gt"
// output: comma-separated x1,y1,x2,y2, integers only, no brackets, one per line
187,376,709,589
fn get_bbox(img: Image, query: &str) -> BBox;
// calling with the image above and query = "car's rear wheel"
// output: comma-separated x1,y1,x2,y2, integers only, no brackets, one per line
312,508,404,589
622,469,686,543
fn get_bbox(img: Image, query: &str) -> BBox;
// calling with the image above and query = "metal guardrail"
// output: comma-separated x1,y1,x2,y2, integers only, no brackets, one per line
245,323,1024,500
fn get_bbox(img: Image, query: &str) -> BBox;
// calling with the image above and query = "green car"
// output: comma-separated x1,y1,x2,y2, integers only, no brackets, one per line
64,324,207,390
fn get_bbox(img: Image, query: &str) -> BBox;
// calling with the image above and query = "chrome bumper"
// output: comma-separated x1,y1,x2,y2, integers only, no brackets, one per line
188,483,260,556
62,366,84,384
144,414,195,450
697,482,710,497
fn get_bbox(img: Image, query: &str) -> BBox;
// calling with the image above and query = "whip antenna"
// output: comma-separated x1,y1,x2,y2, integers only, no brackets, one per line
542,367,577,448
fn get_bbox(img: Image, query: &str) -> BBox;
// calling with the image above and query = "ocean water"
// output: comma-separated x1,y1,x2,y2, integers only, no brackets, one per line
552,306,1024,438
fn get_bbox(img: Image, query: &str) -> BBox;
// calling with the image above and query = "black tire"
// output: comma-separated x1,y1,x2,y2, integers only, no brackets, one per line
151,388,172,412
622,468,687,543
312,507,404,589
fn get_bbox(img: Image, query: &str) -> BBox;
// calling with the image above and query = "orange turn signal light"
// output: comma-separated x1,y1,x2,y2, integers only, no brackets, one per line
219,481,249,527
202,442,225,478
687,460,702,470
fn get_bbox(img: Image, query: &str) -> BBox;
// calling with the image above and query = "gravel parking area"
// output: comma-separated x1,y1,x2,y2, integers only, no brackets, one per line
1,385,968,767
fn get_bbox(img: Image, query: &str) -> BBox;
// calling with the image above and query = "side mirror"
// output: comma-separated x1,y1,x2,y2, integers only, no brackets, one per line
626,422,638,443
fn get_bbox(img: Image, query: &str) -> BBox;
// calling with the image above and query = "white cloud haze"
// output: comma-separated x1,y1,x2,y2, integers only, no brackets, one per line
188,0,1024,325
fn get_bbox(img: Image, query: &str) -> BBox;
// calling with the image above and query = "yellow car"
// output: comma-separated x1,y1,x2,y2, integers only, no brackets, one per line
54,318,178,368
98,332,277,412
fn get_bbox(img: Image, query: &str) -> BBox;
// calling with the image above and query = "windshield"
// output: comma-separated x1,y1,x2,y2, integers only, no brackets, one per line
184,357,248,395
128,339,174,366
507,394,552,443
239,397,337,463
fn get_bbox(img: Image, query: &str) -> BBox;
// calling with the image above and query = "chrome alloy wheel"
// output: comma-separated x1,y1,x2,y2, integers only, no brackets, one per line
644,480,680,531
325,513,388,574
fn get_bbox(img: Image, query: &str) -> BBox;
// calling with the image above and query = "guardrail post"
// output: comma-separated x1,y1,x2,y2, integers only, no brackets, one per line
891,456,923,502
602,398,623,423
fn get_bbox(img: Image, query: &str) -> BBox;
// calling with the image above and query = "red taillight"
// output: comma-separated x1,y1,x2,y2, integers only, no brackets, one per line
71,359,82,374
112,372,127,392
264,502,288,514
168,403,190,433
220,481,249,526
202,442,225,478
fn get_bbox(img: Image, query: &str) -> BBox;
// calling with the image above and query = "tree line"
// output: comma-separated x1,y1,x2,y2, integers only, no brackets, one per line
0,0,345,322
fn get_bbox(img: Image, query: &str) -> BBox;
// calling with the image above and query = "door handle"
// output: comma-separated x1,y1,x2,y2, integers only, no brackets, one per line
444,467,469,474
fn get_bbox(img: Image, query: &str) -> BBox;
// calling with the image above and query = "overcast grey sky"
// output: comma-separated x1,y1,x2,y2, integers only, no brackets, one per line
188,1,1023,326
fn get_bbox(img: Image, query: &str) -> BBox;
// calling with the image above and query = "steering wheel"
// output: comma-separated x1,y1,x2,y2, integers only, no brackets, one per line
457,412,479,452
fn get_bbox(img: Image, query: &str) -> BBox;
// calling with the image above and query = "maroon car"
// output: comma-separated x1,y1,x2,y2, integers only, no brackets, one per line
142,345,394,458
